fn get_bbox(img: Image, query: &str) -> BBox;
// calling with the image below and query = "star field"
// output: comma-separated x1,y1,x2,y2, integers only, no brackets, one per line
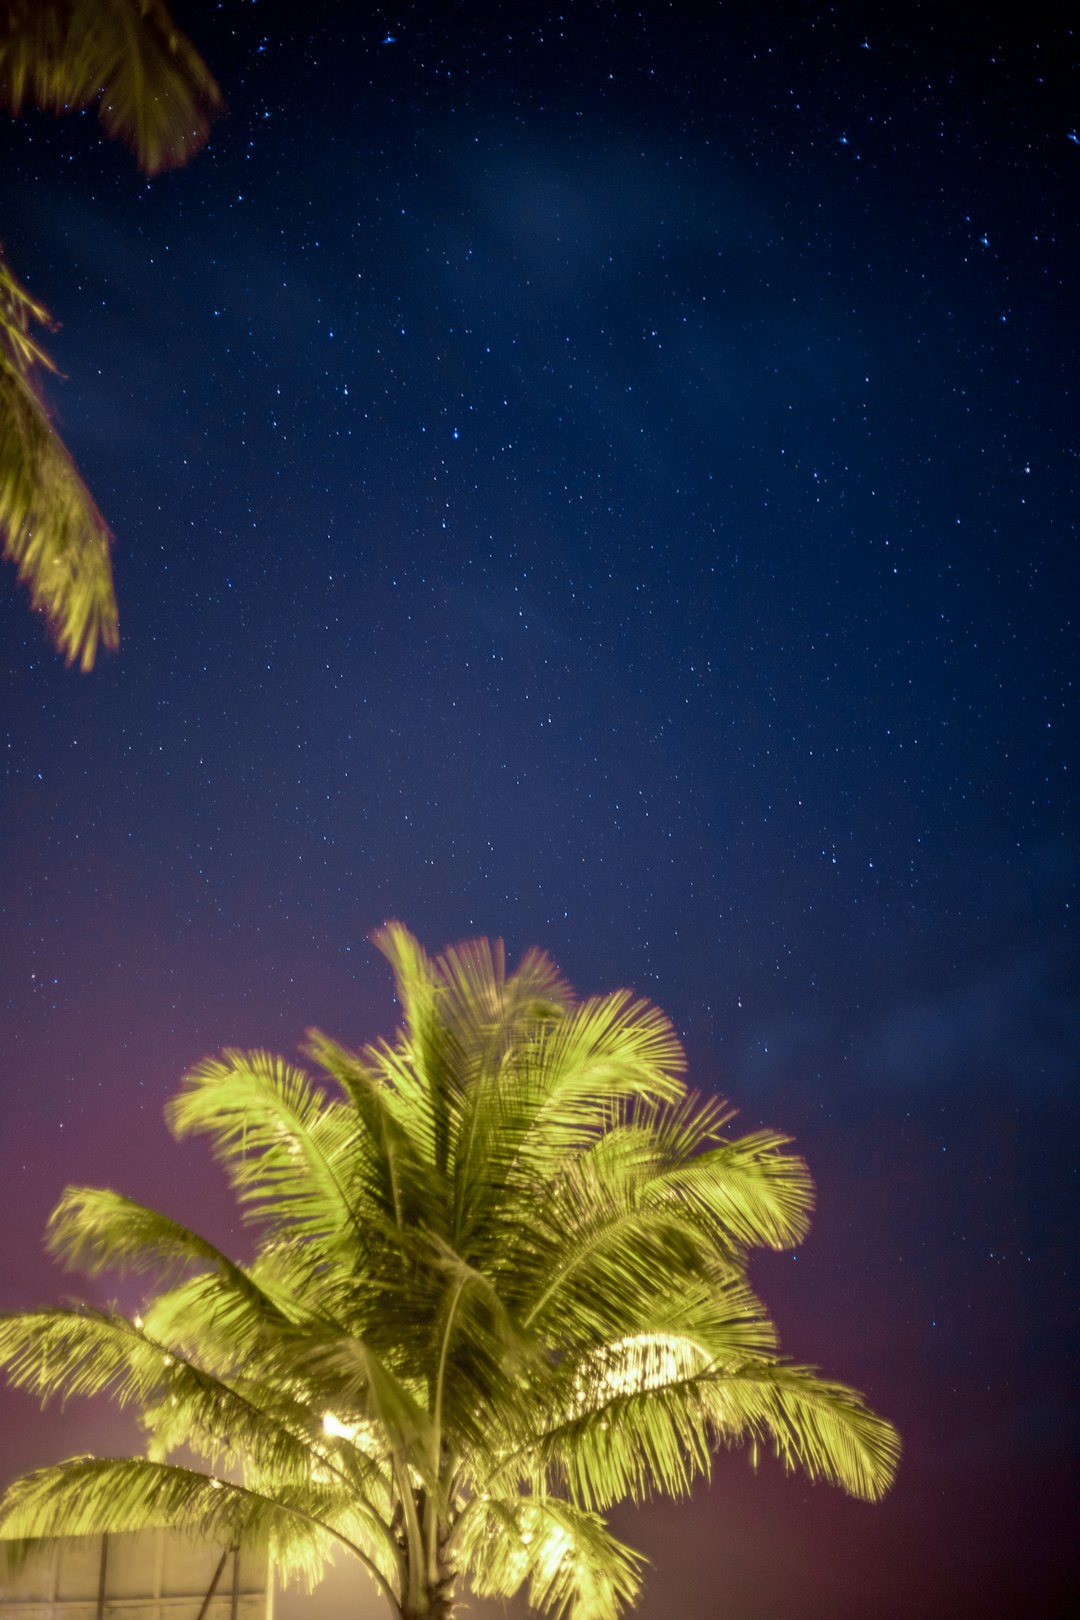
1,3,1077,1616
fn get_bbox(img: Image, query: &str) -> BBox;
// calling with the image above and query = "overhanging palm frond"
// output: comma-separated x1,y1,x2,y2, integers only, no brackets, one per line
1,1,220,668
0,0,223,174
0,258,117,670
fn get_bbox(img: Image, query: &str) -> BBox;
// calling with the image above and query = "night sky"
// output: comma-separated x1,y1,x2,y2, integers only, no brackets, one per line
1,2,1077,1616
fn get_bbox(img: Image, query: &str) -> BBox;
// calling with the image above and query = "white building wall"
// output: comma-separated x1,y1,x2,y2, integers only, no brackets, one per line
0,1532,267,1620
2,1533,501,1620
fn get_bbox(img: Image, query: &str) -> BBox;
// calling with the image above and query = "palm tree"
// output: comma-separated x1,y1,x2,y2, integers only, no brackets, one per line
0,0,221,668
0,924,900,1620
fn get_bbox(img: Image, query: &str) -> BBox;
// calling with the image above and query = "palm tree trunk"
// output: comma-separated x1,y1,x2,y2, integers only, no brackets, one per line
400,1545,455,1620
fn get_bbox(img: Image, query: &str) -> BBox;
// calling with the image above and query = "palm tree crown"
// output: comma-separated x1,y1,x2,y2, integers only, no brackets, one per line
0,924,900,1620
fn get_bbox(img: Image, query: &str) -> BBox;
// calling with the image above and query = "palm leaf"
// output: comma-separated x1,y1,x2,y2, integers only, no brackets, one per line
167,1051,365,1247
372,921,467,1184
279,1330,437,1488
458,1494,645,1620
305,1029,435,1235
527,1351,900,1509
489,992,688,1200
0,1306,166,1410
645,1127,815,1251
0,1306,379,1504
0,1457,398,1599
702,1360,902,1502
47,1187,256,1283
0,0,223,174
0,260,117,670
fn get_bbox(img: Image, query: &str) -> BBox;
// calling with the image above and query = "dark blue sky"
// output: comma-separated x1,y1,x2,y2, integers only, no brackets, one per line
2,3,1077,1615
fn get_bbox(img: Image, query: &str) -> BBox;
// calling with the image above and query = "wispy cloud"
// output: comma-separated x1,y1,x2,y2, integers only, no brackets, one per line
863,949,1079,1095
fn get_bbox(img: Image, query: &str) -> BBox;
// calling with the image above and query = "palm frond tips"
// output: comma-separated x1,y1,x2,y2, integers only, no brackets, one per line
166,1050,364,1244
711,1362,902,1503
648,1128,816,1251
0,258,117,669
46,1187,239,1279
0,0,223,173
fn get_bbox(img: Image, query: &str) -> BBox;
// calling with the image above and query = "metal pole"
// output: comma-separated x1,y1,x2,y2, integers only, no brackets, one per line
229,1546,240,1620
95,1535,108,1620
194,1549,231,1620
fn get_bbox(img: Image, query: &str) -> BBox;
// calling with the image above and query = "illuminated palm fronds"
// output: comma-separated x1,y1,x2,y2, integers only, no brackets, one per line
0,923,900,1620
0,260,116,669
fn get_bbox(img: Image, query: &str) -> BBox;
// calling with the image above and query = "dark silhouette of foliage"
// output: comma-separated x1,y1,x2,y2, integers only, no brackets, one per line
0,0,221,666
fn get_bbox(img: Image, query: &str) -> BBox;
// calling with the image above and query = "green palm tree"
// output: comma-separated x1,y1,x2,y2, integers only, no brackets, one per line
0,924,900,1620
0,0,221,668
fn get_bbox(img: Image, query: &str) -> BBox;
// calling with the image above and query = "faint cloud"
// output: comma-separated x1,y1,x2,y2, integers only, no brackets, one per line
864,949,1080,1094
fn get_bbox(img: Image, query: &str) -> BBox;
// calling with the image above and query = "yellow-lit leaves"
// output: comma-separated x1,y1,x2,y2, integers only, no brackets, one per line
459,1495,645,1620
0,258,117,669
0,1458,361,1592
167,1050,365,1247
0,0,222,175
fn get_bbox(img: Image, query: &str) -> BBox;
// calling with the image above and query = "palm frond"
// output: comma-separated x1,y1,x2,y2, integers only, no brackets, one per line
702,1361,902,1503
372,921,467,1184
0,1457,396,1599
457,1494,645,1620
0,0,223,174
518,1148,714,1339
440,937,574,1246
536,991,687,1110
305,1030,433,1233
422,1236,538,1461
47,1186,247,1281
0,259,117,669
0,1305,373,1504
520,1339,721,1507
490,992,688,1197
140,1266,304,1369
434,934,573,1070
0,1306,165,1409
525,1350,900,1509
277,1330,437,1491
167,1051,364,1246
646,1127,815,1251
